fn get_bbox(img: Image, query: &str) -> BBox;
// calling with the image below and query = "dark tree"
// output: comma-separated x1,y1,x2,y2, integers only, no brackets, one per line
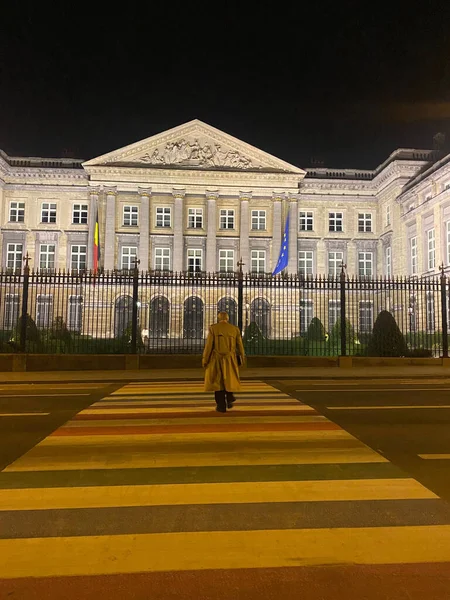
306,317,326,341
367,310,407,357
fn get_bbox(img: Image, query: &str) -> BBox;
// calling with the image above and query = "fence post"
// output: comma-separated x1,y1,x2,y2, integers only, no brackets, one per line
340,263,347,356
131,258,140,354
237,257,244,333
20,253,31,353
440,264,448,358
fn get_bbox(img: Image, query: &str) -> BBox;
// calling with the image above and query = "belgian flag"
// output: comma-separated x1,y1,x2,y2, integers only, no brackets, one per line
93,209,100,273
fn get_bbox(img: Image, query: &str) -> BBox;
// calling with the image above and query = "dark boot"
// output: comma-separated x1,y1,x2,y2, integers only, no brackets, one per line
226,392,236,409
215,390,227,412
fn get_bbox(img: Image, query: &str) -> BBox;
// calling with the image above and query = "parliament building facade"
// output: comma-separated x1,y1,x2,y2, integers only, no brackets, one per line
0,120,449,341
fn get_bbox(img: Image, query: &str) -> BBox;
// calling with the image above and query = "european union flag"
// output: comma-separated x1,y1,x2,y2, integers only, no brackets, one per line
272,213,289,276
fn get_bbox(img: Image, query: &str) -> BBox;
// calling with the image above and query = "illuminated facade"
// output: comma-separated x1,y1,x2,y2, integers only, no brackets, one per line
0,119,448,279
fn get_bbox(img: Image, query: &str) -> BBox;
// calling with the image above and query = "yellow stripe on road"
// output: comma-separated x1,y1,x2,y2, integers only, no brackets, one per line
419,454,450,459
2,525,450,578
0,478,436,511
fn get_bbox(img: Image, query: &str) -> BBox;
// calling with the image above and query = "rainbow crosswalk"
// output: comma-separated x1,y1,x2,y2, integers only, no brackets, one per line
1,380,450,599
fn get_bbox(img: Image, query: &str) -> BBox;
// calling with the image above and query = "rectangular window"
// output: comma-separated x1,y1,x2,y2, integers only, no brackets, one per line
188,208,203,229
6,243,23,271
123,205,139,227
328,251,343,276
68,295,83,332
358,252,373,277
4,293,19,329
187,249,203,272
251,250,266,273
299,211,313,231
219,249,235,272
300,300,314,334
121,246,137,270
426,293,435,332
427,228,436,270
39,244,55,270
328,300,341,330
36,295,53,328
154,247,171,271
386,204,391,227
298,251,314,276
329,212,343,232
385,246,391,277
156,207,171,228
9,201,25,223
220,209,235,230
358,213,372,232
41,202,57,223
251,210,266,230
72,204,88,224
70,245,87,271
410,236,418,275
359,301,373,333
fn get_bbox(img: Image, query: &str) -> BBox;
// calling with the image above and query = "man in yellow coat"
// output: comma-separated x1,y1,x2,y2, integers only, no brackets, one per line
202,311,246,413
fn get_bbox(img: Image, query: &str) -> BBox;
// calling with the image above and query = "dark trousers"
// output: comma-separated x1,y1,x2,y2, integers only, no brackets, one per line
214,390,236,411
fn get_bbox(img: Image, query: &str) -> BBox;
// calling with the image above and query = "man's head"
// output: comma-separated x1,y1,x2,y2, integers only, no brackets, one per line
218,311,229,322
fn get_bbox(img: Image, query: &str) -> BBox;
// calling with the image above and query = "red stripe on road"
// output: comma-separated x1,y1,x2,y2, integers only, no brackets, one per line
2,563,450,600
73,410,318,420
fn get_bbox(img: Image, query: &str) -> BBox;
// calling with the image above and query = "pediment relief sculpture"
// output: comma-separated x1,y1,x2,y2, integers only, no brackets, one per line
139,138,254,170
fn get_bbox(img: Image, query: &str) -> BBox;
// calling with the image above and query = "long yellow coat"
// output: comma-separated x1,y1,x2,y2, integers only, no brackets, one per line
202,321,245,392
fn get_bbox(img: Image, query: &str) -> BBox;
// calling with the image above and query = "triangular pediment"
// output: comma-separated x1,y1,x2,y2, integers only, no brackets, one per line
83,119,304,174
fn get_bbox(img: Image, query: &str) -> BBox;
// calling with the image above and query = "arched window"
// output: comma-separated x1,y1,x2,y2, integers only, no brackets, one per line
114,295,133,338
183,296,204,339
217,297,237,325
149,296,170,338
250,298,270,337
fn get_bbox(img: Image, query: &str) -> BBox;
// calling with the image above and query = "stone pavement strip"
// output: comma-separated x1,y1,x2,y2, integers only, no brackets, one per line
1,365,450,383
0,380,450,599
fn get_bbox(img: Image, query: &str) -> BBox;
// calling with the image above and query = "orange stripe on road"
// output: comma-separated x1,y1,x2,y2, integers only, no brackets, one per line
51,422,341,436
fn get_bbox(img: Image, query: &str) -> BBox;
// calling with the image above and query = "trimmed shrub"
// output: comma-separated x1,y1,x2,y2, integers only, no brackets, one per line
367,310,407,357
329,318,357,344
9,314,41,351
243,321,265,344
306,317,326,342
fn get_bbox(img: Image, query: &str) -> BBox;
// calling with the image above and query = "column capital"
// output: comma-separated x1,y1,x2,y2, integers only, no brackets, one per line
239,190,252,200
172,188,186,199
288,193,300,202
272,191,287,202
104,186,117,197
138,186,152,197
88,186,101,197
206,189,219,200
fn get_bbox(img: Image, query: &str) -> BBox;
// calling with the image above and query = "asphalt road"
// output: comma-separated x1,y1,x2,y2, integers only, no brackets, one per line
277,377,450,502
0,382,120,471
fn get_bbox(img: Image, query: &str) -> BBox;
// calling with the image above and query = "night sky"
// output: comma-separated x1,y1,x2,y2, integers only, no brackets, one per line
1,3,449,169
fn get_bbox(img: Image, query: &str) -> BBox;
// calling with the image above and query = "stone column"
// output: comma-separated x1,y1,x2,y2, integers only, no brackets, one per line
206,190,218,272
87,186,100,270
104,186,117,271
239,191,251,272
172,189,185,272
288,194,299,274
138,187,151,271
272,193,284,271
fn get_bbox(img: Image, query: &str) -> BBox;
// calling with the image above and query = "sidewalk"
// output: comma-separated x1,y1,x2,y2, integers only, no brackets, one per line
1,365,450,383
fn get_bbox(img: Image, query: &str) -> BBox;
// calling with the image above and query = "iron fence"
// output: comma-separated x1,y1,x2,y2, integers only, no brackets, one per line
0,264,447,357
